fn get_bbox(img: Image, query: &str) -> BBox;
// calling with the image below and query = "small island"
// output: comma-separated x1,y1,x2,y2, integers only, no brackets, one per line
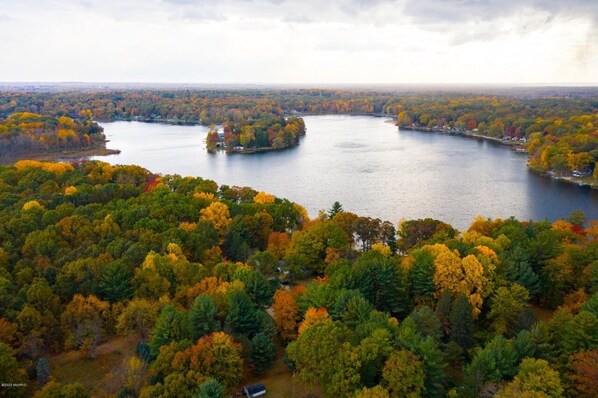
0,112,116,164
206,116,306,153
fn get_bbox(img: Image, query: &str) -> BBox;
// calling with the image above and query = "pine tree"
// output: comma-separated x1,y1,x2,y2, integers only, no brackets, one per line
194,379,225,398
225,290,260,337
435,289,452,336
504,249,540,297
99,260,134,303
188,294,220,341
410,250,436,303
450,294,474,349
408,306,443,341
397,318,446,397
328,201,344,219
377,260,408,316
235,269,273,307
251,332,276,374
149,305,189,357
36,357,50,386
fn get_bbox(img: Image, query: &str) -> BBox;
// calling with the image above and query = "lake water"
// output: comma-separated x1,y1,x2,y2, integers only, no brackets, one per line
93,115,598,230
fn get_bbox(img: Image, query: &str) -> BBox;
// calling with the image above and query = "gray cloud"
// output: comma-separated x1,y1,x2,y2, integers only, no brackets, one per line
401,0,598,23
399,0,597,47
282,14,313,24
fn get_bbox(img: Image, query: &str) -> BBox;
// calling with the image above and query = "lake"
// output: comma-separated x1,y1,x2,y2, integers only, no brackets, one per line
93,115,598,230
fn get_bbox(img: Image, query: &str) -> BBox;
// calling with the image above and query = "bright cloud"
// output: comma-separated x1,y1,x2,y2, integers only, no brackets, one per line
0,0,596,83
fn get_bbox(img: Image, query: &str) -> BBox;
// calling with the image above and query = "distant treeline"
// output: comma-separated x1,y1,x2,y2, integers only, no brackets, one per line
1,89,596,175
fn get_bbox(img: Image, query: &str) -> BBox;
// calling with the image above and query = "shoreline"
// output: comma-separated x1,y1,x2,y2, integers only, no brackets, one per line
399,125,598,189
0,145,121,165
398,125,526,150
6,117,594,191
527,166,598,190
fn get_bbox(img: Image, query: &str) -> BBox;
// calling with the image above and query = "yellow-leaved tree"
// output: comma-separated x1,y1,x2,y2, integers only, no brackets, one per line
200,202,232,238
253,191,275,204
298,307,331,335
433,250,489,318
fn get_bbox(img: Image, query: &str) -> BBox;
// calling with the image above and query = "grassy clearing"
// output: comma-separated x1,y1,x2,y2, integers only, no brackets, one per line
45,334,322,397
238,341,323,398
47,335,137,397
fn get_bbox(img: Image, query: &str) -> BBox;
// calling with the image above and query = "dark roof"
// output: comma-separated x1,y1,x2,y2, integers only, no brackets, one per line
244,383,266,394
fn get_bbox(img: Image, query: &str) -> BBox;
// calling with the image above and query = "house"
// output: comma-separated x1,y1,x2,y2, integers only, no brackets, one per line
243,383,266,397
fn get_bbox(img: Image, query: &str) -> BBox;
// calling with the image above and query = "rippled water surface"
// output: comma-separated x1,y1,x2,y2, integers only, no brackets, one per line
94,115,598,229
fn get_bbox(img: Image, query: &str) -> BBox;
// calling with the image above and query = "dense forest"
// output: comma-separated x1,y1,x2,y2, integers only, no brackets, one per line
1,88,597,177
0,112,106,157
0,160,596,397
206,116,306,152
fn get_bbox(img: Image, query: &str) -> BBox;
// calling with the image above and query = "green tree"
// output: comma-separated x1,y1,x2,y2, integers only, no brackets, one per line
117,298,159,341
397,317,446,397
285,220,347,274
503,247,540,297
382,349,425,398
287,321,352,387
188,294,220,341
0,342,25,397
99,260,134,303
496,358,563,398
33,381,90,398
225,291,260,337
450,294,474,349
149,305,189,357
464,336,519,396
247,250,277,277
234,268,273,307
251,332,276,374
354,251,408,316
410,249,436,304
328,201,344,219
488,284,530,335
194,379,224,398
408,306,443,341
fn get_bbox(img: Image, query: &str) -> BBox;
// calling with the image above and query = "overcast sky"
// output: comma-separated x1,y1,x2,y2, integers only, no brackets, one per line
0,0,597,84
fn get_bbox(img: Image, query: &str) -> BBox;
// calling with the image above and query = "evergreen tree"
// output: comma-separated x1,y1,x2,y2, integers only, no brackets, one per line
99,260,134,303
408,306,443,341
397,318,446,397
381,221,397,255
225,290,260,337
149,305,189,357
194,379,225,398
504,248,540,297
188,294,220,341
251,332,276,374
328,201,344,219
36,357,51,386
373,259,408,315
354,251,408,316
435,289,453,336
450,294,474,349
464,336,519,396
235,269,273,307
410,249,436,303
514,307,539,333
